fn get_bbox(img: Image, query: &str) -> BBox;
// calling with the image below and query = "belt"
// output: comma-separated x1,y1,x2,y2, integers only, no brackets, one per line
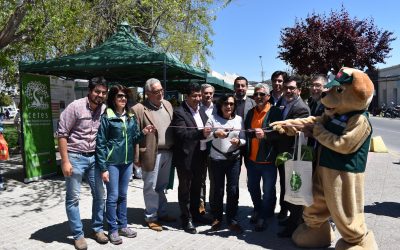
68,151,96,157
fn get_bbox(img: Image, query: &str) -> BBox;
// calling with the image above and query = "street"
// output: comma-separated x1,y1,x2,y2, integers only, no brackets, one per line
370,116,400,153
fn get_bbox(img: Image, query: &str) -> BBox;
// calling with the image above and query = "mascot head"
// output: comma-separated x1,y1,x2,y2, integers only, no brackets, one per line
321,67,374,116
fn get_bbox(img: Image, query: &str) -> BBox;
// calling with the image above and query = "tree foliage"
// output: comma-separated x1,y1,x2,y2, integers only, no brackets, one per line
0,0,230,86
0,92,13,106
278,6,396,75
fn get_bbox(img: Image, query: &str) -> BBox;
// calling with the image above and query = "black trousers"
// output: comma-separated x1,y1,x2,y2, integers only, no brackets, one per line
176,150,207,222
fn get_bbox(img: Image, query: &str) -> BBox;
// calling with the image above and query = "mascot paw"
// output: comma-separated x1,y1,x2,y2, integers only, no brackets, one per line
292,222,335,248
335,231,378,250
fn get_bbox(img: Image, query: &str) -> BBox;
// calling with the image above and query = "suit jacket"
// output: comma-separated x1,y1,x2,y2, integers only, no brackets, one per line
268,91,284,107
274,97,310,157
172,101,208,170
235,96,256,121
131,99,173,172
309,99,325,117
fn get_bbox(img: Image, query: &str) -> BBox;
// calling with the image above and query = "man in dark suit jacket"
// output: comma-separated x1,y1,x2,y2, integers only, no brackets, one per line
307,74,328,150
233,76,256,120
268,71,288,107
172,83,212,234
275,75,310,238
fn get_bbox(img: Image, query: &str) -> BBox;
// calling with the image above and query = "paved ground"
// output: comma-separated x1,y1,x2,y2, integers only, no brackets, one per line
1,151,400,250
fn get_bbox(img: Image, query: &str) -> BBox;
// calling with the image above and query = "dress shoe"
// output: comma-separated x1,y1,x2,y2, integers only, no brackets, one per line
277,226,296,238
228,220,243,234
93,231,108,244
277,209,288,220
183,220,197,234
192,215,212,225
74,237,87,250
211,219,221,231
159,215,177,222
147,221,163,232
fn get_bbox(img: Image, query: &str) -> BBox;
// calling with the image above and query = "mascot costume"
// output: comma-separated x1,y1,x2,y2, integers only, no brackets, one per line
272,67,378,249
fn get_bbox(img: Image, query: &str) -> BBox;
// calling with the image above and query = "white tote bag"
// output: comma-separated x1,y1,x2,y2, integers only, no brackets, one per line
284,132,314,207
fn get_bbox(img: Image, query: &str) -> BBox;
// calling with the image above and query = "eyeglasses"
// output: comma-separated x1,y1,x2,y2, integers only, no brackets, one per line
283,86,297,91
223,102,235,107
253,92,266,97
150,89,164,95
116,94,127,99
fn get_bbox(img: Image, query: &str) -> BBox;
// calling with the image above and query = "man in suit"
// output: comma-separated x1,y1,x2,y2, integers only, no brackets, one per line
307,74,328,150
268,71,288,107
172,83,212,234
276,75,310,238
233,76,256,120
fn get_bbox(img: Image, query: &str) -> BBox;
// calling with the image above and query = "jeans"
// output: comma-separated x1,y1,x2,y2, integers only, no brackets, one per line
246,160,277,219
209,158,241,223
105,162,133,233
142,150,172,222
65,153,105,240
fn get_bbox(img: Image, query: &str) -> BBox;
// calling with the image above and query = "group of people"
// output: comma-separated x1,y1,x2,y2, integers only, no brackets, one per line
57,72,328,250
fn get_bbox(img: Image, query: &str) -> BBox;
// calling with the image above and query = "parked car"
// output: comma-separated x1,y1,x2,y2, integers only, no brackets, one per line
0,106,17,119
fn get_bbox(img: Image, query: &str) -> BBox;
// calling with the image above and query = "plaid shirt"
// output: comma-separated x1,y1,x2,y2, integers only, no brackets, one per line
57,97,105,153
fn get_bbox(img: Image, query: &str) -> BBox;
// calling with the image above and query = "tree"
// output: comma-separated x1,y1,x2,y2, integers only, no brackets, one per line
0,93,12,106
277,6,396,75
0,0,231,86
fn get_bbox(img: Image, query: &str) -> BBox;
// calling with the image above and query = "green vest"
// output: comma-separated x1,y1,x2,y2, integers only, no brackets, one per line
319,111,372,173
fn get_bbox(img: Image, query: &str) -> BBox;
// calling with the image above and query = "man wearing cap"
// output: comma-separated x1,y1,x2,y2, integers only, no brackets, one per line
57,77,108,250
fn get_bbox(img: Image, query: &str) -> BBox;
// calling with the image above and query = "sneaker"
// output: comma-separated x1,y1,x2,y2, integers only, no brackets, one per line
147,221,163,232
255,218,265,232
94,231,108,244
228,220,243,234
119,227,137,238
249,211,259,224
74,237,87,250
109,231,123,245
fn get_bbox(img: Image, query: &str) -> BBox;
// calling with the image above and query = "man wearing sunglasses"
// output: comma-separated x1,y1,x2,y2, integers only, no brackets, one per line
244,83,283,232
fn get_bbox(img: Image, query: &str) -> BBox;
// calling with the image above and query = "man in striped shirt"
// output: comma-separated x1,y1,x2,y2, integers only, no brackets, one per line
57,77,108,250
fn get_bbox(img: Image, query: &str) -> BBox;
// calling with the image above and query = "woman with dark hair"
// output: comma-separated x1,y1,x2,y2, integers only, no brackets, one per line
205,94,246,233
96,85,154,244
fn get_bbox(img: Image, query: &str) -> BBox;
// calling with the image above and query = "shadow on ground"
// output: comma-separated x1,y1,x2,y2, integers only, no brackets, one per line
365,202,400,218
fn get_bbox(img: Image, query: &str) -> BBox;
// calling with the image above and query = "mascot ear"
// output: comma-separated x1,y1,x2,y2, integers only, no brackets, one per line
351,70,374,101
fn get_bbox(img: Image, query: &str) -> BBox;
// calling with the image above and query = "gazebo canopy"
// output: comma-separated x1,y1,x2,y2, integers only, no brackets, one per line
19,23,207,86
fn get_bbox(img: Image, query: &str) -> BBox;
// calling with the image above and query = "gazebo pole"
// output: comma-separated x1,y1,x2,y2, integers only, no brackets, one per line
163,56,167,95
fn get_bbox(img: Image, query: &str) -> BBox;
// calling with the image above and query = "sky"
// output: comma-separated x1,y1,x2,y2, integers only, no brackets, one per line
208,0,400,82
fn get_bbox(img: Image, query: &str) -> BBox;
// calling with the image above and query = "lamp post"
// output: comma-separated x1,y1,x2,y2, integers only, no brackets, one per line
259,56,265,82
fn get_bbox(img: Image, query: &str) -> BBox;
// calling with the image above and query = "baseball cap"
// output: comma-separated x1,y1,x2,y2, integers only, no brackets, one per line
325,69,353,88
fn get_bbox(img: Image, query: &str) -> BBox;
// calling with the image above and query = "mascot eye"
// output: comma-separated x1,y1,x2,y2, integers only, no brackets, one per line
336,87,344,93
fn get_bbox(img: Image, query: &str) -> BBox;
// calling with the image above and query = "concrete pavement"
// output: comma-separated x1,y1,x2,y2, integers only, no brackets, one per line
1,151,400,250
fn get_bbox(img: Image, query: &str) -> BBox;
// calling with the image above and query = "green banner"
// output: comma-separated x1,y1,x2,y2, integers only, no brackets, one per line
21,74,57,182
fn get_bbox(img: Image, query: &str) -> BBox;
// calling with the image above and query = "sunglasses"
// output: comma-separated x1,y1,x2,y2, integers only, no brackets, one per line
223,102,235,107
253,92,266,97
116,93,127,99
151,89,164,95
